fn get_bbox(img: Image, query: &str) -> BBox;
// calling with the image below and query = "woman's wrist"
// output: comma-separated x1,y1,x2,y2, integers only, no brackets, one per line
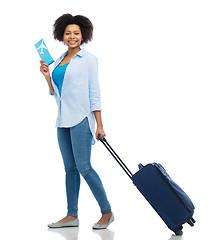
93,111,102,126
97,123,103,129
94,111,105,139
45,75,51,83
45,76,55,95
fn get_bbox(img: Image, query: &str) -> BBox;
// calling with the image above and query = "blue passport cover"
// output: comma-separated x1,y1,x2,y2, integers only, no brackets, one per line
35,39,54,65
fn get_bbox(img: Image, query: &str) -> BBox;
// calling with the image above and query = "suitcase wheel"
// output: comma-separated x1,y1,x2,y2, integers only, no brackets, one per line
187,218,195,227
191,218,196,223
174,226,183,236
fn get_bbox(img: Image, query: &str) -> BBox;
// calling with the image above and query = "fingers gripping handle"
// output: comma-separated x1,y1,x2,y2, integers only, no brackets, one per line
98,134,104,142
98,134,133,179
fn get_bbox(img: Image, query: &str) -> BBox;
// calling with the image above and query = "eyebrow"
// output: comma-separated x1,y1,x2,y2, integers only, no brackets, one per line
65,30,80,33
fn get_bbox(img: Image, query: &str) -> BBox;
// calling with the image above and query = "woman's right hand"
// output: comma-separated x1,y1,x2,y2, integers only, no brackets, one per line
40,60,50,80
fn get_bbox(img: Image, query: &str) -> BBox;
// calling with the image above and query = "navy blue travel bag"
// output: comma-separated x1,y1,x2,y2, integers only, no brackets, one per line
98,135,195,236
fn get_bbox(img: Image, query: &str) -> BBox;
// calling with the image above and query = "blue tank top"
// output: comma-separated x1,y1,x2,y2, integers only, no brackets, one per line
52,63,69,96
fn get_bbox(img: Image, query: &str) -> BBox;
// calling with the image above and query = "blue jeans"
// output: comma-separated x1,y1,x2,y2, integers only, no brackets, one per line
57,117,111,216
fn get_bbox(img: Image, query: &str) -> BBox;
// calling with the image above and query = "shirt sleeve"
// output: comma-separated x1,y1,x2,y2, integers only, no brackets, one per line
88,55,102,112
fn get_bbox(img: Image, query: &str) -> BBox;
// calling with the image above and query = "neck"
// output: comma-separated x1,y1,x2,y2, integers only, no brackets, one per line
67,46,81,58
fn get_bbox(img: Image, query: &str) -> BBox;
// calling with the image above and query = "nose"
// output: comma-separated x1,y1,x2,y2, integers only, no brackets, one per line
69,33,76,39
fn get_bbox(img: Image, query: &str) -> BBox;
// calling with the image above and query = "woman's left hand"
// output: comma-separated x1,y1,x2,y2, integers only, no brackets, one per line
95,127,106,141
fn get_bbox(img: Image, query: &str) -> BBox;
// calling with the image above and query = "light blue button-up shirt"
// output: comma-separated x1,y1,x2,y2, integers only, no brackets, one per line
50,48,101,145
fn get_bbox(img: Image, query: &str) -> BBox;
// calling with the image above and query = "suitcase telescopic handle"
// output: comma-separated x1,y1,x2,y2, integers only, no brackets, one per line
98,134,133,179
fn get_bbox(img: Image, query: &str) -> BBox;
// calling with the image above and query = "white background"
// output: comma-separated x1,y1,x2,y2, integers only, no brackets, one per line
0,0,210,239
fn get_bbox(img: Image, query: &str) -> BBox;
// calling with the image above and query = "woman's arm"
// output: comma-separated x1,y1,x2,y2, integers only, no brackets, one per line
40,60,55,95
94,111,106,140
88,56,105,140
46,77,55,95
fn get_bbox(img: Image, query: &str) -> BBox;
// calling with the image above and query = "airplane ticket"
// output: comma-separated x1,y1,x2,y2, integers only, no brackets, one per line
35,39,54,65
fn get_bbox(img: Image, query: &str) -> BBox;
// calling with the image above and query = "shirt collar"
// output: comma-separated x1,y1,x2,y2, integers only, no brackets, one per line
76,48,85,57
61,48,85,60
55,48,86,68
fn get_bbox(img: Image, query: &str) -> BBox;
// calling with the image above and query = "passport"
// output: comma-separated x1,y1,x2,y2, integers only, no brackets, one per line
35,39,54,65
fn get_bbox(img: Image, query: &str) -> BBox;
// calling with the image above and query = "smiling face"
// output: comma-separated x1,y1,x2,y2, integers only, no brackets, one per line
63,24,83,49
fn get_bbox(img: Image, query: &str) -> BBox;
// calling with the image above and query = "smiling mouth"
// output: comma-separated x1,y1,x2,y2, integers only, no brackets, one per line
68,40,77,45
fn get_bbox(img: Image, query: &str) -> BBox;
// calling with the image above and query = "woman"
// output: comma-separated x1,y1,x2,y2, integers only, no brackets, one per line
39,13,114,229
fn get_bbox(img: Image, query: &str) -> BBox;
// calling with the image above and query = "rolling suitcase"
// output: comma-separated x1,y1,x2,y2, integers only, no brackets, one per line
98,135,195,236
